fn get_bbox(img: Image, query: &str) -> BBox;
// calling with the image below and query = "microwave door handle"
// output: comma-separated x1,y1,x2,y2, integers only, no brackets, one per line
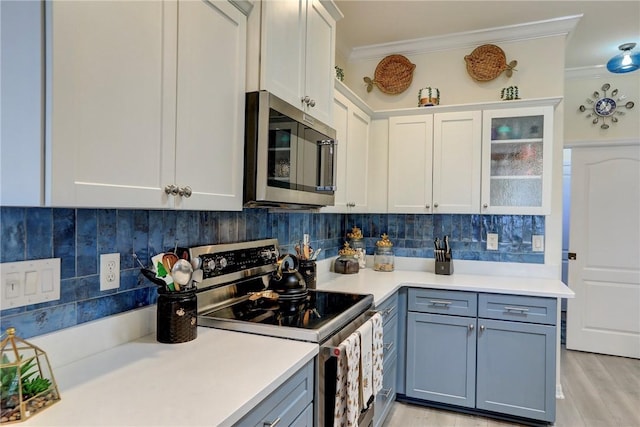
316,139,337,191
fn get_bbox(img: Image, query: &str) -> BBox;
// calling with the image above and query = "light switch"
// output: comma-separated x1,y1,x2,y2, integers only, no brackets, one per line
1,258,60,310
532,235,545,252
487,233,499,251
24,271,38,295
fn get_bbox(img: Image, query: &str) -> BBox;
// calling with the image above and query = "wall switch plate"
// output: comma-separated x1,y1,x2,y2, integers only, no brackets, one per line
100,253,120,291
1,258,61,310
487,233,499,251
532,235,545,252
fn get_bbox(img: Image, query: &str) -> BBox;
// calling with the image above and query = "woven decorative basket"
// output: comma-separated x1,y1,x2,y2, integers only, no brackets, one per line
464,44,516,81
364,54,416,94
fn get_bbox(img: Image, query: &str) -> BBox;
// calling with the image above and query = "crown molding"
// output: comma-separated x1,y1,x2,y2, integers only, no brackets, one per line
348,14,582,62
565,65,613,80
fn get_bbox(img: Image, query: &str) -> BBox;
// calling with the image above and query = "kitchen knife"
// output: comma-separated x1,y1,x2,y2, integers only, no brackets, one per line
444,236,450,260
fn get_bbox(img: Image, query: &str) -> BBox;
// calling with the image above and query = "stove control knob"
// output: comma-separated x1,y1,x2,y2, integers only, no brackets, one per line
218,257,228,269
205,259,217,272
259,249,275,261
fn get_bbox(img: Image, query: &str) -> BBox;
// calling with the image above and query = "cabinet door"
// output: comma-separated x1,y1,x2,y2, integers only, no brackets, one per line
481,106,553,214
174,0,245,211
406,312,476,408
476,319,556,422
388,115,433,213
260,0,305,112
433,111,482,214
46,1,175,208
304,0,335,125
325,91,370,213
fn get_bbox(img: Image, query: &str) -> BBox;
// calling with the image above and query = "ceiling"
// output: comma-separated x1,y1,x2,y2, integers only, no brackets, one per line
334,1,640,70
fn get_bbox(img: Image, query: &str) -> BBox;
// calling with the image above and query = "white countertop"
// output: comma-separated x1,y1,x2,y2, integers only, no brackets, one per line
318,268,574,306
23,328,317,427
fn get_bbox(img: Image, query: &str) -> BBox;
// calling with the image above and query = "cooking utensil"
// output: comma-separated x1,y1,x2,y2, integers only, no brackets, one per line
171,259,193,291
311,248,321,260
133,252,146,269
162,253,179,274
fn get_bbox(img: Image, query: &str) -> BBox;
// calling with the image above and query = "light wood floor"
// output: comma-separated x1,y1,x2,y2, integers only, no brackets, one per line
383,347,640,427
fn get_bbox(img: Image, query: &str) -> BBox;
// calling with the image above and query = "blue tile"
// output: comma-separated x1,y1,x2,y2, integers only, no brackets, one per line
53,208,76,279
116,210,134,265
76,288,151,324
132,210,149,270
0,303,77,339
1,207,26,262
162,210,177,251
97,209,117,254
76,209,98,277
147,210,164,260
26,208,53,259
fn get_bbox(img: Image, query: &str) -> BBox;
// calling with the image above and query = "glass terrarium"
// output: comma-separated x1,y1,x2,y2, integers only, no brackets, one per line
0,328,60,424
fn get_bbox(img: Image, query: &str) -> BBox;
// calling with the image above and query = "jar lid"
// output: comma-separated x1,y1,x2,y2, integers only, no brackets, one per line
338,242,357,256
376,233,394,247
346,226,363,240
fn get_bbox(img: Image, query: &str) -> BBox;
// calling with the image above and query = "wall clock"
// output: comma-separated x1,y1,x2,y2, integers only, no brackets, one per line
579,83,635,129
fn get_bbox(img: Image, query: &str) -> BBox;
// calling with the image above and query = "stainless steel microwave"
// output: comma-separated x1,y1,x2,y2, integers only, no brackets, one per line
244,91,337,209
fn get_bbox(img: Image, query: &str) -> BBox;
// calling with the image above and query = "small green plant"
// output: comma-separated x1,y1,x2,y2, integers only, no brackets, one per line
1,354,51,402
501,86,519,100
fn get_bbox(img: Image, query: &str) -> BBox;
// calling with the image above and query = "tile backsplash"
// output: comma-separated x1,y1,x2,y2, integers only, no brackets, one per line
0,207,544,338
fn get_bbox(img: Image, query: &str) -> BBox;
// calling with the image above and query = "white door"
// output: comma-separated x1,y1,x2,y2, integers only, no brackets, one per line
566,144,640,358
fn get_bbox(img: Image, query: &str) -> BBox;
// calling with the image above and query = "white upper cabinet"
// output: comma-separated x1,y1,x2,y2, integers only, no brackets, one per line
173,0,246,211
432,111,482,214
7,0,247,210
254,0,338,125
388,115,434,213
323,90,370,213
481,106,553,215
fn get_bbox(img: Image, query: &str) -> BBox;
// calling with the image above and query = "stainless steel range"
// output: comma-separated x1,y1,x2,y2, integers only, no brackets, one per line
189,239,375,426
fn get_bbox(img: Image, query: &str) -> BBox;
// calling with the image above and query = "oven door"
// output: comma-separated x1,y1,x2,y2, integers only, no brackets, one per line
318,312,375,427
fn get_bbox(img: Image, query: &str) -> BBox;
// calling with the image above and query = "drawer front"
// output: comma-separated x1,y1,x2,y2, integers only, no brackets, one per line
235,361,314,426
382,313,398,361
408,288,477,317
375,292,398,324
479,293,557,325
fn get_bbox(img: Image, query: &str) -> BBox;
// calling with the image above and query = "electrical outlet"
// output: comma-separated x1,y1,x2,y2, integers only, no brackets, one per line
532,235,545,252
487,233,499,251
100,253,120,291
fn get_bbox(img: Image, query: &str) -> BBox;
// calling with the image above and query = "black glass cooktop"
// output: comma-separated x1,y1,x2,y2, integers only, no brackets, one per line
201,290,370,330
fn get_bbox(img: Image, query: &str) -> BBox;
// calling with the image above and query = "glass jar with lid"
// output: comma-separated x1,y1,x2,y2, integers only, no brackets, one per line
374,234,394,272
346,226,366,269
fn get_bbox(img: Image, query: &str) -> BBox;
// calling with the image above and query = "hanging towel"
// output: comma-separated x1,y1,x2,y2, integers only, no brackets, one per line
357,319,373,410
334,332,361,427
371,312,384,395
333,342,348,426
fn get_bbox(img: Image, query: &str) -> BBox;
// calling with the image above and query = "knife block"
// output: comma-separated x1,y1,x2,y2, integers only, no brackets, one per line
435,259,454,275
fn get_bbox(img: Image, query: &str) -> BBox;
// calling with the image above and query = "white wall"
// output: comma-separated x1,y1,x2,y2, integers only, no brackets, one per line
564,73,640,143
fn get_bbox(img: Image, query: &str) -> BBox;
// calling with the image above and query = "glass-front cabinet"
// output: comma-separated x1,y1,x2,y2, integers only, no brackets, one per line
481,106,553,215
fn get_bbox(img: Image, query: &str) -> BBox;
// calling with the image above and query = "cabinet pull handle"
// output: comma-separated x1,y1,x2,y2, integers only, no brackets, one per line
429,300,452,306
368,306,396,317
178,186,192,198
504,306,529,313
469,324,474,330
380,387,393,399
383,342,394,351
263,417,281,427
164,185,179,196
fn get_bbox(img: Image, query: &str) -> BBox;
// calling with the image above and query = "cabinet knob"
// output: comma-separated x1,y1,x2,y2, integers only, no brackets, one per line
302,96,310,105
178,186,192,198
164,185,179,196
308,98,316,107
480,325,485,332
425,204,430,209
434,202,439,208
483,203,488,209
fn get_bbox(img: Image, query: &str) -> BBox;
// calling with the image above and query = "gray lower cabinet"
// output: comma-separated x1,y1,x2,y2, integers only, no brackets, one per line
405,288,557,424
373,292,399,427
234,360,314,426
